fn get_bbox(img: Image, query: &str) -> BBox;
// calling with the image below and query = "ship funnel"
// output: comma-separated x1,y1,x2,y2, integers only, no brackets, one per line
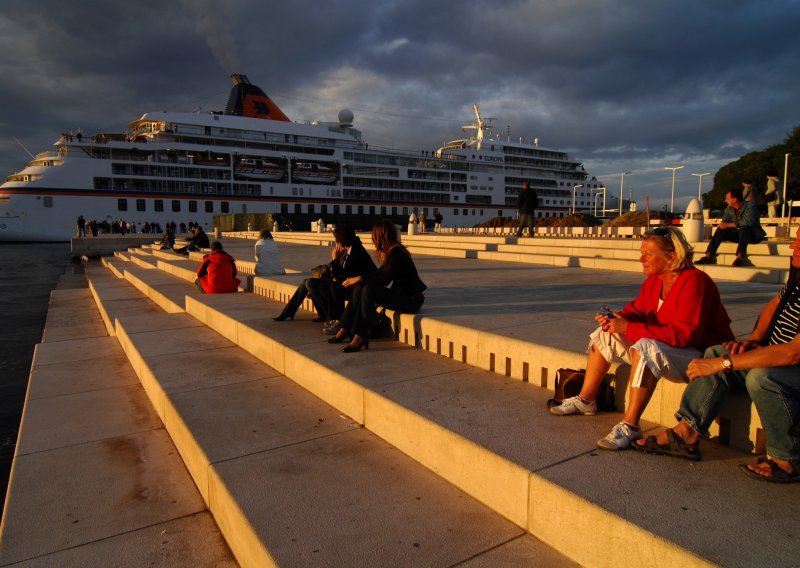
230,73,251,86
225,73,290,122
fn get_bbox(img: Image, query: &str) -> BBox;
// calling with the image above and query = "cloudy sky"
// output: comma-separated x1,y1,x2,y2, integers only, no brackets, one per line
1,0,798,210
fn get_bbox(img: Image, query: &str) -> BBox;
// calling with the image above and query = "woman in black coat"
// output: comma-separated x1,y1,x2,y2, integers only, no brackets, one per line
330,219,426,352
274,224,376,324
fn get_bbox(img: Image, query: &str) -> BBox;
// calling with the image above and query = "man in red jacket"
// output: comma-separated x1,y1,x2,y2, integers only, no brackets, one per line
195,241,241,294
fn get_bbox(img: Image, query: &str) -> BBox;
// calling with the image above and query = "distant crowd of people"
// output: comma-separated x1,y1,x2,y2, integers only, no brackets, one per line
76,215,205,238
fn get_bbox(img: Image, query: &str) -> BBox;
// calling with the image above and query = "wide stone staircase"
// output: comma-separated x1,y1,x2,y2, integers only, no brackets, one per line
6,233,800,567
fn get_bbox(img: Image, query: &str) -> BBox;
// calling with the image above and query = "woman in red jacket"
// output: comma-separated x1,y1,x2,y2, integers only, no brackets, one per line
550,227,734,451
195,241,241,294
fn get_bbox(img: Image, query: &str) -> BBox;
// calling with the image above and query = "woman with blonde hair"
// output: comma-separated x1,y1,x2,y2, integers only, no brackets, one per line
329,219,426,352
550,226,734,452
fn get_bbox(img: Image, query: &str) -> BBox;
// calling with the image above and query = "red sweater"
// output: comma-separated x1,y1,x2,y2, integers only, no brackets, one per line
620,267,733,349
196,250,241,294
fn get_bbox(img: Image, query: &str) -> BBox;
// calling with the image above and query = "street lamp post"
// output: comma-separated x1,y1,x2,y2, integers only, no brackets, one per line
664,165,685,212
592,186,606,217
782,153,790,220
691,172,710,202
571,184,584,215
619,172,631,217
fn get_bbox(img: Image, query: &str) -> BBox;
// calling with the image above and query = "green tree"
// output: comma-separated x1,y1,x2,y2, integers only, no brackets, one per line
705,126,800,210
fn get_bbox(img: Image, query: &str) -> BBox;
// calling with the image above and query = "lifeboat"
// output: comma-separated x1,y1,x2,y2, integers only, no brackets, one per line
235,157,285,181
292,162,338,184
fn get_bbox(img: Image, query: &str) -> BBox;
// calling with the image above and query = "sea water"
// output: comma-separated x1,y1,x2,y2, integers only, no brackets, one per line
0,243,72,514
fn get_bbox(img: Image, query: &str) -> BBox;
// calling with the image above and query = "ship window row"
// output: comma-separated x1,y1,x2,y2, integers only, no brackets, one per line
5,174,43,183
154,122,348,151
94,177,260,196
504,156,577,171
111,163,232,181
345,152,471,172
407,169,451,181
342,177,451,192
503,146,569,161
343,165,400,178
144,132,338,158
342,188,451,204
118,198,226,214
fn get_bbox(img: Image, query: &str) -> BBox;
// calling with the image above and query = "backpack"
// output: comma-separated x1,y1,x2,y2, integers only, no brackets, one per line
546,368,616,412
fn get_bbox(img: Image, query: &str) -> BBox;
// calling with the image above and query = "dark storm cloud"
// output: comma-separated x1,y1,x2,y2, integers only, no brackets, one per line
1,0,798,206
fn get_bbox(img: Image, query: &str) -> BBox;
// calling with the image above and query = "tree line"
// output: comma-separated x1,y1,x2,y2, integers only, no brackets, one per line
704,125,800,210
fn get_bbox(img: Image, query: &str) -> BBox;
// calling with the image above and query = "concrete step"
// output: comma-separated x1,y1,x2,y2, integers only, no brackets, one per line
87,267,572,567
128,240,775,455
261,232,792,283
0,280,235,567
110,268,795,568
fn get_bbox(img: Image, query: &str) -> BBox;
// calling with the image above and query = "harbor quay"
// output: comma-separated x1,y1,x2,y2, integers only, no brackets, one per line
1,232,798,567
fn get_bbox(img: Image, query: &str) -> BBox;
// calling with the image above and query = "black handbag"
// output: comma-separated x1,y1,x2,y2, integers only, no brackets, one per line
311,264,332,279
369,308,394,339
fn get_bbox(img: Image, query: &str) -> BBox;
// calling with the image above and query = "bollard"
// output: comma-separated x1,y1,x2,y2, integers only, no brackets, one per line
682,198,704,243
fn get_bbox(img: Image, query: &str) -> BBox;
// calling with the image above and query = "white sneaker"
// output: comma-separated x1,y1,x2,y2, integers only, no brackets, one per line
596,421,642,450
549,396,597,416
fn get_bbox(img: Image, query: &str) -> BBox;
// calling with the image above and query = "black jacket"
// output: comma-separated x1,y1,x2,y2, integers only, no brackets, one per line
517,187,538,214
330,237,377,281
368,245,426,297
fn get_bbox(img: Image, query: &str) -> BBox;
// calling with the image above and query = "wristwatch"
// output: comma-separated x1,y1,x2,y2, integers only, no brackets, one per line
721,354,733,371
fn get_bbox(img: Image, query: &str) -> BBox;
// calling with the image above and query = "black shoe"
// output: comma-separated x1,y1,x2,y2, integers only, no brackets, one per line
328,333,352,344
732,257,746,267
695,255,714,265
273,313,294,322
342,337,369,353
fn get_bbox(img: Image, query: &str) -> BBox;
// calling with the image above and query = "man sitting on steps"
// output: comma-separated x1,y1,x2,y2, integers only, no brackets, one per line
634,226,800,483
695,187,766,267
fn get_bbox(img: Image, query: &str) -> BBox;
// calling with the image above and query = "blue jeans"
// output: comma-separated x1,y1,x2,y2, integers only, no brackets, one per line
676,344,800,461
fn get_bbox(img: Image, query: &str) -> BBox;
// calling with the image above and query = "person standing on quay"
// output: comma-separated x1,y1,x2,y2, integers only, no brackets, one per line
742,180,757,205
766,173,783,219
516,181,538,237
76,215,85,237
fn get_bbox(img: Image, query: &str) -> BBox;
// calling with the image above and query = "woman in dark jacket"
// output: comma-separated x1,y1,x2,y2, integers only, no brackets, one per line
330,219,426,352
273,224,376,324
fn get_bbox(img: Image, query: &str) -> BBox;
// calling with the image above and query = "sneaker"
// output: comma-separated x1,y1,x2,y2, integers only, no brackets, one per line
323,320,341,335
596,421,642,450
695,255,714,265
549,396,597,416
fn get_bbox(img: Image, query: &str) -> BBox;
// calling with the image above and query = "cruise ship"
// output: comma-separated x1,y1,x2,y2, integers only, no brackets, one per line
0,74,608,241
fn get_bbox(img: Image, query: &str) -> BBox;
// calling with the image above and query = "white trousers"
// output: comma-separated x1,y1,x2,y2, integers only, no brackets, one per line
589,327,701,388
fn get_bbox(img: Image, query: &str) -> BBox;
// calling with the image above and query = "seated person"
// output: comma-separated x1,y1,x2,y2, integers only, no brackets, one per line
175,226,210,255
329,219,426,353
273,224,376,324
634,226,800,481
695,187,766,267
195,241,241,294
254,229,285,276
550,227,734,450
159,225,175,250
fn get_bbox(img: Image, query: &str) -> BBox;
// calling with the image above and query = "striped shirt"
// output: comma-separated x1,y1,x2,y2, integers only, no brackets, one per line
767,284,800,345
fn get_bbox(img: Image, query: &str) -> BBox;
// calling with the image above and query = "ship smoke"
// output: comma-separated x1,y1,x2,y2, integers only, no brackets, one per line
181,0,241,72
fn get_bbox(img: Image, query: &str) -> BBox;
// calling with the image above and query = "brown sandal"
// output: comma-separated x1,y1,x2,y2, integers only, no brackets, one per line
632,428,701,461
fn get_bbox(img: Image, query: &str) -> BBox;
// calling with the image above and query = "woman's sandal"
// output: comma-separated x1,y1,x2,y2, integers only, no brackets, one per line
740,457,800,484
632,429,701,461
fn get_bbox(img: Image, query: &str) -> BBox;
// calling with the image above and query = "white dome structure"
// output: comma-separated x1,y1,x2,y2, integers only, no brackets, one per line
338,108,354,127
